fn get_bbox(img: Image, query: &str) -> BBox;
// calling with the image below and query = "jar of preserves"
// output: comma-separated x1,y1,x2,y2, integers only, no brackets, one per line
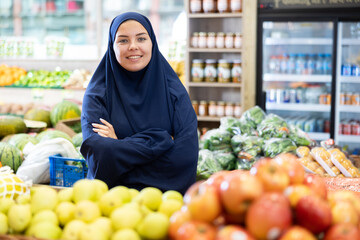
216,101,225,117
216,32,225,48
190,0,202,13
199,100,208,116
208,101,217,116
225,102,234,116
203,0,217,13
192,100,199,115
207,32,216,48
191,59,204,82
204,59,217,82
191,32,199,48
198,32,207,48
217,0,230,13
231,59,242,83
234,33,242,48
218,59,231,83
234,103,242,118
225,32,234,48
230,0,242,12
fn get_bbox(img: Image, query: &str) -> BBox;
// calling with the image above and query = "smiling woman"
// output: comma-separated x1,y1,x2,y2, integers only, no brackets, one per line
80,12,199,194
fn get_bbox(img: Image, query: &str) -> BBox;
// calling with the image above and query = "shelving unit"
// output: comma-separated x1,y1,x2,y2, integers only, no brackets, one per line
184,0,256,129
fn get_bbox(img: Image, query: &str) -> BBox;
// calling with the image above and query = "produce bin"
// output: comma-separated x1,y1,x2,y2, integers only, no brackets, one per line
49,154,87,187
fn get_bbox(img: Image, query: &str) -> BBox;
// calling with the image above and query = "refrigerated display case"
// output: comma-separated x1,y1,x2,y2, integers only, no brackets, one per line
256,1,360,153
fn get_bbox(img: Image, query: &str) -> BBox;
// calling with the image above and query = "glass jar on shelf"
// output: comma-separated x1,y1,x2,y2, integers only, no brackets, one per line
234,33,242,48
204,59,217,82
230,0,242,12
225,102,234,116
216,101,225,117
192,100,199,115
190,0,202,13
234,103,242,118
225,32,234,48
208,101,217,116
203,0,217,13
218,59,231,83
198,32,207,48
217,0,230,13
231,59,242,83
191,32,199,48
207,32,216,48
216,32,225,48
199,100,208,116
191,59,205,82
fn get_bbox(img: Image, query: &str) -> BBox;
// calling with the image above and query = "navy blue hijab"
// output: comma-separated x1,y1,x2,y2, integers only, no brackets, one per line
80,12,198,194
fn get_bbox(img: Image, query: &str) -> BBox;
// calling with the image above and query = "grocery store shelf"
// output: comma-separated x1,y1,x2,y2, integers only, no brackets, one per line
188,82,241,88
337,135,360,143
307,132,330,141
266,103,330,112
197,116,221,122
338,105,360,113
188,48,242,53
265,37,332,45
263,74,331,82
342,38,360,45
338,76,360,83
189,13,242,18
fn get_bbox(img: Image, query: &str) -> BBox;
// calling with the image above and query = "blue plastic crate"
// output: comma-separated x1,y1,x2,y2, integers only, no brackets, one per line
49,154,88,187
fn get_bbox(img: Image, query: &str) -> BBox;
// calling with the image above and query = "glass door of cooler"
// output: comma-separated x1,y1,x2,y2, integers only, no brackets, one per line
261,21,333,142
335,21,360,154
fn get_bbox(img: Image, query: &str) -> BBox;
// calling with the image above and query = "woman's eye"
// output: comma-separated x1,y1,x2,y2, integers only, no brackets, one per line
118,39,128,44
138,37,147,42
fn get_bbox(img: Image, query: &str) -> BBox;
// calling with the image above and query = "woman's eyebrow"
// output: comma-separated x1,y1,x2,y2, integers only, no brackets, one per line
116,32,148,38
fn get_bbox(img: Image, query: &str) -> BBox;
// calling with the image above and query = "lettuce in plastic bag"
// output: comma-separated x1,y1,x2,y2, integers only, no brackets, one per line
202,129,232,152
263,138,297,158
220,116,257,136
257,114,289,140
231,135,263,159
288,124,312,146
196,149,223,180
213,150,236,170
241,106,266,129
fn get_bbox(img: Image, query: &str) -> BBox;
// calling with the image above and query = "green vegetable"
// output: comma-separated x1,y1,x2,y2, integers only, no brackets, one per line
288,125,312,146
196,149,223,180
241,106,266,129
235,158,256,170
231,135,263,159
219,116,257,136
263,138,297,158
213,151,236,170
257,114,289,140
201,129,232,152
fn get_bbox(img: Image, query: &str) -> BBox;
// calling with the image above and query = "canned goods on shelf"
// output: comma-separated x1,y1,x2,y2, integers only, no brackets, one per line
352,93,360,105
351,121,360,135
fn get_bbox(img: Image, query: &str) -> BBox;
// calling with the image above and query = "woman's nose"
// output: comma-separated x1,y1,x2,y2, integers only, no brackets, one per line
129,40,138,50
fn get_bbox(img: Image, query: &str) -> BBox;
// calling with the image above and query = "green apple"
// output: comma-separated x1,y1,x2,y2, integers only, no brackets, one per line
111,228,141,240
135,187,163,211
110,185,131,203
31,222,62,240
58,188,73,202
80,224,108,240
72,179,98,203
0,198,15,214
110,204,142,230
162,190,183,203
93,179,109,201
31,209,59,226
137,212,169,240
98,190,123,217
158,199,183,218
61,219,86,240
90,217,113,238
7,204,32,233
30,186,58,214
74,200,101,223
0,212,8,234
56,201,76,226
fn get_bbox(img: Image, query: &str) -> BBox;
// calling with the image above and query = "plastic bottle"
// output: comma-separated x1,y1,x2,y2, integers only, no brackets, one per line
307,53,316,75
268,55,276,73
280,53,288,74
287,53,296,74
295,53,306,75
315,53,324,75
323,53,332,75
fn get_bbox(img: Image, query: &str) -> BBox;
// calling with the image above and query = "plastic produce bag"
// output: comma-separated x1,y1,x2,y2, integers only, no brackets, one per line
213,150,236,170
16,138,79,184
219,116,257,136
196,149,222,180
202,129,232,152
288,125,312,146
257,114,289,140
263,138,297,158
240,106,266,129
231,135,264,159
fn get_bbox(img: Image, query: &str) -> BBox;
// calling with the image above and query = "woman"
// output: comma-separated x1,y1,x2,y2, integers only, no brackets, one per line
80,12,198,194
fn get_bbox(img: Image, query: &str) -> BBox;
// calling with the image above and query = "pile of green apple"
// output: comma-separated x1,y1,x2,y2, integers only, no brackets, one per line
0,179,184,240
169,153,360,240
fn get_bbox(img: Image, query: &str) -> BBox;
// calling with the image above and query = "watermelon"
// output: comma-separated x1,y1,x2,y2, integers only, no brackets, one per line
24,108,52,127
50,101,81,127
0,142,23,173
36,129,72,143
0,116,27,139
8,133,39,151
72,132,83,147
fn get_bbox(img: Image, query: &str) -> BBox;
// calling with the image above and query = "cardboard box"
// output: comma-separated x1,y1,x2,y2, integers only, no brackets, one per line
55,117,81,137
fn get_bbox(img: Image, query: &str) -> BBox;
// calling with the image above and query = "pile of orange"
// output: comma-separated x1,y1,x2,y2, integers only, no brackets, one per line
0,64,27,86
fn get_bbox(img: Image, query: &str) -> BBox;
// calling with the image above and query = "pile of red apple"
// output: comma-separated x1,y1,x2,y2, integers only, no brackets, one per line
169,153,360,240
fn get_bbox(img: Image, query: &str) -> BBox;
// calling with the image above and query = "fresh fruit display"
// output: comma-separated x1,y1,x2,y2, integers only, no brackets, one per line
0,116,27,139
0,142,23,173
171,154,360,240
24,108,52,128
0,166,30,199
0,179,184,240
0,102,39,117
50,100,81,126
0,64,27,86
12,69,71,88
35,129,72,143
7,133,39,152
62,69,92,89
72,132,83,148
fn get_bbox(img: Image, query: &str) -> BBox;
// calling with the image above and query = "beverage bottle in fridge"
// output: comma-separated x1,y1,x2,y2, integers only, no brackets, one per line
287,53,296,74
307,53,316,75
315,53,324,74
295,53,306,75
323,53,332,75
280,53,288,74
268,55,277,73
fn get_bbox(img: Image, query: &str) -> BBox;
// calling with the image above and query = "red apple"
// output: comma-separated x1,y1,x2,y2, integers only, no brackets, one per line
175,220,217,240
220,171,263,215
205,170,231,195
303,174,327,200
245,192,293,240
279,225,317,240
331,200,359,226
324,223,360,240
283,184,312,208
168,208,192,239
295,195,332,234
222,211,245,225
216,225,255,240
184,180,222,223
274,153,305,184
250,158,290,192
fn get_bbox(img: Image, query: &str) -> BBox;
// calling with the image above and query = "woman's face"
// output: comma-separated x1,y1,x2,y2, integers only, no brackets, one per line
113,20,152,72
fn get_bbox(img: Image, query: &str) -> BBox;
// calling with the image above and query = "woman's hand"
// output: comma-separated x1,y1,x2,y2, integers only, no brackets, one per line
92,118,118,139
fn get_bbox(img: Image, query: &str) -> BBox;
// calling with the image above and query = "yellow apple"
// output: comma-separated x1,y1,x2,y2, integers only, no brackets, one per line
80,224,108,240
0,197,15,214
111,228,141,240
135,187,163,211
31,209,59,226
56,201,76,226
110,204,142,230
0,212,8,234
74,200,101,223
7,204,32,233
158,199,183,218
129,188,139,200
110,185,131,203
90,217,113,238
58,188,73,202
93,179,109,201
72,179,98,203
137,212,169,240
162,190,183,203
16,194,31,204
61,219,86,240
98,190,123,217
30,186,58,214
31,222,62,240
